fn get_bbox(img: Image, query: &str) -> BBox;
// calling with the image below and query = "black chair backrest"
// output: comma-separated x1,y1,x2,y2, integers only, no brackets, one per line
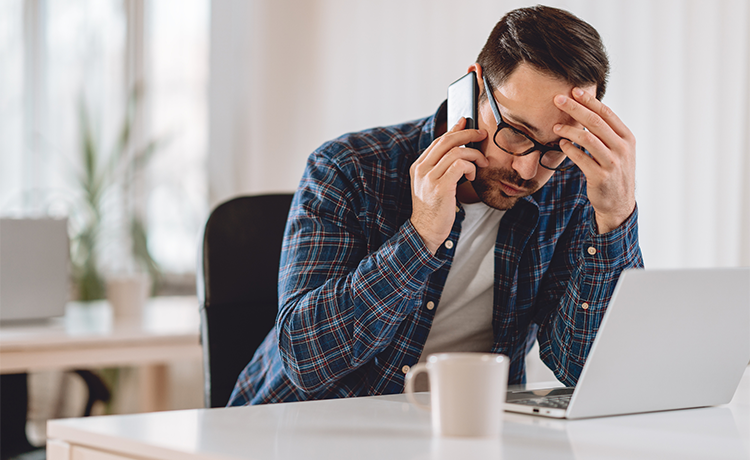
197,193,294,408
1,373,36,458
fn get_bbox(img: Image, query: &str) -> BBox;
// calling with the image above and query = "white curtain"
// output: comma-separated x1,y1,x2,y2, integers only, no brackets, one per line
209,0,750,270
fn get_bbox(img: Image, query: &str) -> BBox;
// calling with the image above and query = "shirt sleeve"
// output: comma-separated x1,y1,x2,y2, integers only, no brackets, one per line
535,203,644,386
275,150,444,393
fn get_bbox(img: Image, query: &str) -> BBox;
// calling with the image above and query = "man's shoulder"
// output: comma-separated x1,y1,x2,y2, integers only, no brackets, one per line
314,116,431,165
299,115,433,204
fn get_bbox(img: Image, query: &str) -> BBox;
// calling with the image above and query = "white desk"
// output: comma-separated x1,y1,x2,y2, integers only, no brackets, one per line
0,296,201,412
47,366,750,460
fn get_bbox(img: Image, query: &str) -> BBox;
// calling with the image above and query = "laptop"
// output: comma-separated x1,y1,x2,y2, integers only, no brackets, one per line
505,267,750,419
0,217,70,322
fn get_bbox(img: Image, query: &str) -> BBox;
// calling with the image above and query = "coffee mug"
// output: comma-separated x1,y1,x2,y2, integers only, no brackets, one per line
405,352,509,438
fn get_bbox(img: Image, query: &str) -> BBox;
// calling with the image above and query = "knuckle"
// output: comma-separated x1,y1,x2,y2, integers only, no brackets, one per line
414,162,430,177
616,138,630,153
587,113,604,129
447,161,462,173
433,136,448,149
582,131,597,145
626,132,637,146
450,146,470,160
441,148,457,164
581,92,594,107
436,132,456,146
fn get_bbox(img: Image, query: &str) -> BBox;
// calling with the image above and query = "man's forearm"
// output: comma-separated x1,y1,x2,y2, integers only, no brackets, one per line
276,218,442,393
538,205,643,385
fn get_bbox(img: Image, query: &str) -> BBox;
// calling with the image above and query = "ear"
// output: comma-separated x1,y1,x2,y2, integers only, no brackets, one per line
468,63,482,77
468,63,484,92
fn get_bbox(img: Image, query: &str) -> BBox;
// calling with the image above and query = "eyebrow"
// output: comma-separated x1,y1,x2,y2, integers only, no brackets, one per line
504,112,543,138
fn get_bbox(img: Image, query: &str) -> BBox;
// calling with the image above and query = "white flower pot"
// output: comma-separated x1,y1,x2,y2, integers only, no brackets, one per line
106,273,152,321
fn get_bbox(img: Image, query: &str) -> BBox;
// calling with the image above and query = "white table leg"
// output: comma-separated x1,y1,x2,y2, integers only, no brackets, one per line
46,439,70,460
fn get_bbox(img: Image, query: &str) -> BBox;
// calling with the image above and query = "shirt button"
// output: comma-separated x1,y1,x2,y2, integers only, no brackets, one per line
426,301,435,310
445,240,454,250
581,302,590,310
402,365,411,374
455,206,460,213
587,247,597,255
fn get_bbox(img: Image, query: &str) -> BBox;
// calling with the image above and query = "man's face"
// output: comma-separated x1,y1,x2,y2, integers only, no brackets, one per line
471,63,594,210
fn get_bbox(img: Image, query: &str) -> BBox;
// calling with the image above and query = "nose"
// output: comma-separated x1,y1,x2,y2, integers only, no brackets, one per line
511,152,540,180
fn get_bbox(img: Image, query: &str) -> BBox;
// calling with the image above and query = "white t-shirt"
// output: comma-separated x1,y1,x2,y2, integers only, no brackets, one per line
414,201,505,389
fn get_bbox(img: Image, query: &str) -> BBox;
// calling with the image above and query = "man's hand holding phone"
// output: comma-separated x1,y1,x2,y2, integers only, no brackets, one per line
410,118,487,255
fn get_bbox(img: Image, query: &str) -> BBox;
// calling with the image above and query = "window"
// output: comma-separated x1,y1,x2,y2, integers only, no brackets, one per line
0,0,209,289
146,0,209,275
0,0,30,213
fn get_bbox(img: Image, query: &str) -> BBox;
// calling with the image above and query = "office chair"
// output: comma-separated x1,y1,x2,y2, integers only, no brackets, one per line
197,193,294,408
0,371,110,460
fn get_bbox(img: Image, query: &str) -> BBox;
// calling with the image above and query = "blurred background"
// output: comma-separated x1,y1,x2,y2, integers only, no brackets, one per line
1,0,748,450
3,0,748,279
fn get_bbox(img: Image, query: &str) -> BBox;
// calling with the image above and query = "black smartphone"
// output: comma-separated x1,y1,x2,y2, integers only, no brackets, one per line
447,71,479,150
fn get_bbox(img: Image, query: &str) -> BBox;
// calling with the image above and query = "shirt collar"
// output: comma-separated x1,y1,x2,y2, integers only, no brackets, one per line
418,101,447,153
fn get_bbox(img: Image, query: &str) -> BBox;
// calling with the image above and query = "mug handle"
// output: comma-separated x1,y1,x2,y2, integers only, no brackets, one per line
404,363,431,411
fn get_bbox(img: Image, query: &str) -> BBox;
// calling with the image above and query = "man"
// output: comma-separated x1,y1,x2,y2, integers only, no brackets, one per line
228,5,643,406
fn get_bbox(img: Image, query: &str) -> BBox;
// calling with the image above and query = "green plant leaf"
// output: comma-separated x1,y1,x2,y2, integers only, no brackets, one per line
131,217,162,292
71,84,165,301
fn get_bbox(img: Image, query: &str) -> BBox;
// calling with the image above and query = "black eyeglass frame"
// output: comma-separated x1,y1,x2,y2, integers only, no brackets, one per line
482,75,573,172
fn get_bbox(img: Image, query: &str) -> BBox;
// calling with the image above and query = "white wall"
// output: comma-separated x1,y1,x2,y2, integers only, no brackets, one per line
209,0,750,269
209,0,513,200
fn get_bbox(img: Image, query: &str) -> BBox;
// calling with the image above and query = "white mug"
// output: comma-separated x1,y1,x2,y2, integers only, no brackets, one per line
106,273,151,321
405,352,509,438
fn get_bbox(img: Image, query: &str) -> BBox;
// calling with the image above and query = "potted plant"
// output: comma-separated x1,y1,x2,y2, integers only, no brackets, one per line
69,86,163,312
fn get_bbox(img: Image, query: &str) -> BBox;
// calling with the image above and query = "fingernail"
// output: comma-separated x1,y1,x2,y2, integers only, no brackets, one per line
574,88,584,97
554,124,562,132
555,95,567,105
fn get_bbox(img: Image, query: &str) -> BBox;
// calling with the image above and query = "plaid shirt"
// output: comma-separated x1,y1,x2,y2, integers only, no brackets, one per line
228,103,643,406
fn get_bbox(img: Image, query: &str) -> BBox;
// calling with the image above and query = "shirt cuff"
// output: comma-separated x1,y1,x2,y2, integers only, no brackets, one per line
375,219,446,295
583,204,642,273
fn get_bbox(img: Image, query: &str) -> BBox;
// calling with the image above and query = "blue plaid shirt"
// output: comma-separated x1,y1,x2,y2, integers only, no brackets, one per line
228,103,643,406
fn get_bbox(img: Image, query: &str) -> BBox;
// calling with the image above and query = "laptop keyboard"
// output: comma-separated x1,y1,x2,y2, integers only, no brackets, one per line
513,394,571,409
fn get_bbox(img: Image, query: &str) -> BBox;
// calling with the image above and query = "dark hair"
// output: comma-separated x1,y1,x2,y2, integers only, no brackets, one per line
477,5,609,101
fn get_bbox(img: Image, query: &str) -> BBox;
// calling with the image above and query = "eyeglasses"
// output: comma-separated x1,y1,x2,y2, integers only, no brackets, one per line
483,75,574,172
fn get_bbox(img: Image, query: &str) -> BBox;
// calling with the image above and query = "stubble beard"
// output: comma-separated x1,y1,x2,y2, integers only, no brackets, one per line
471,166,541,211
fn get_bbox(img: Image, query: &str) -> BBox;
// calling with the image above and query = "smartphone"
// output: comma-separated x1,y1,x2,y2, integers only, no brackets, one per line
447,71,479,150
447,71,480,184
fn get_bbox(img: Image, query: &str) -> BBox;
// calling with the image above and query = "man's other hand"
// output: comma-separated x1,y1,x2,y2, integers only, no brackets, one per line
553,88,637,234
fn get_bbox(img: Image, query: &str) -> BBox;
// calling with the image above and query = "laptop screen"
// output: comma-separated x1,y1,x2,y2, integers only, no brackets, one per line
0,218,70,321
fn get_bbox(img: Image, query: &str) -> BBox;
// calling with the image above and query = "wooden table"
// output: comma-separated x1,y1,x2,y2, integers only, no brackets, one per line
0,296,202,412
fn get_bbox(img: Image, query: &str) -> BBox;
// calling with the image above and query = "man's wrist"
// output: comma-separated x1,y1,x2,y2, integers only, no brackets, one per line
409,217,442,255
594,203,636,234
585,203,642,272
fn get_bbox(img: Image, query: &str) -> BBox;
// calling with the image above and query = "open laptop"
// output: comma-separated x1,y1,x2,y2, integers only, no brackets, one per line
505,267,750,419
0,217,70,322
